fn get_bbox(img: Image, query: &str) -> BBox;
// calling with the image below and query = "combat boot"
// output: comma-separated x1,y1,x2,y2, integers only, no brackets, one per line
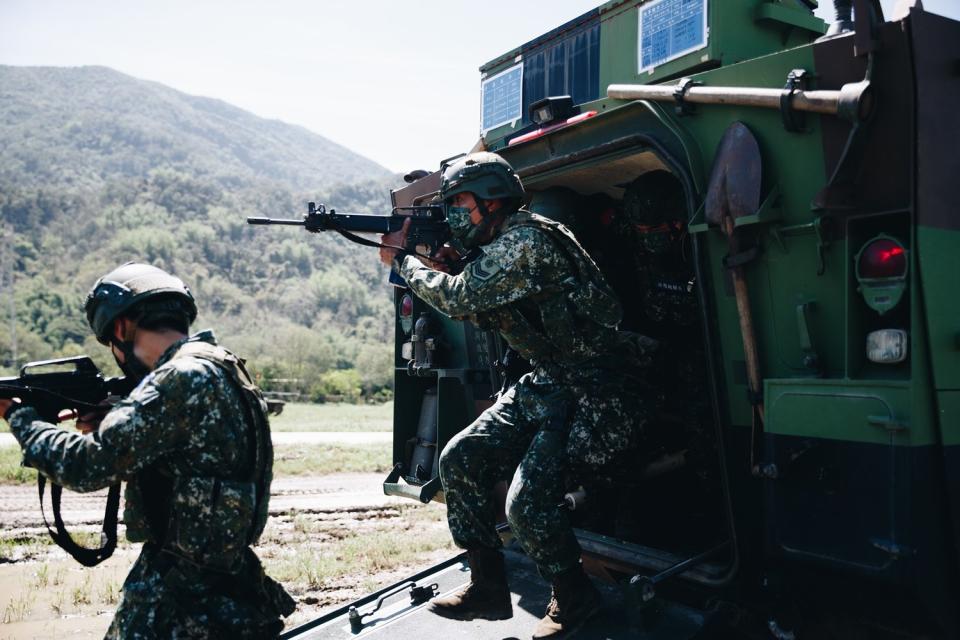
429,548,513,620
532,565,603,639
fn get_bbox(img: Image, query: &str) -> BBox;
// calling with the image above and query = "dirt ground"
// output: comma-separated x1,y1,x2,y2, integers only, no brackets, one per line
0,474,456,639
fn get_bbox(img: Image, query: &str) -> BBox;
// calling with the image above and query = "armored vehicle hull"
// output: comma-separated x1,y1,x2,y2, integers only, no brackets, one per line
287,2,959,638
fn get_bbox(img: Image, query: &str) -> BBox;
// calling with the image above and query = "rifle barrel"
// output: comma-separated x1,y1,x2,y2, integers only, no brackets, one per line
328,214,397,234
246,217,305,226
246,215,399,232
248,208,450,240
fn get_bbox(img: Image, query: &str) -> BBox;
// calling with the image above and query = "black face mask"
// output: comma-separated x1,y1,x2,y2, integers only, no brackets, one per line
112,339,151,382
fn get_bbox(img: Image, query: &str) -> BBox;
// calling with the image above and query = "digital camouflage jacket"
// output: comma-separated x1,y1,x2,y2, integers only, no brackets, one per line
398,211,655,468
8,330,291,639
398,210,653,384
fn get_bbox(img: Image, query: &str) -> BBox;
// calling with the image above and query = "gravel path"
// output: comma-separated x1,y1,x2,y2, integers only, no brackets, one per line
0,473,398,533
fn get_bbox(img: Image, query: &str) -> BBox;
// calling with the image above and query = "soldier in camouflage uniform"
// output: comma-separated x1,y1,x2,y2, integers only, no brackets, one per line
617,172,712,471
380,153,654,639
0,263,294,639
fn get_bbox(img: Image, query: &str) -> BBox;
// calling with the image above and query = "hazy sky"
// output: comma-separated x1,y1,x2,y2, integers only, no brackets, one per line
2,1,956,173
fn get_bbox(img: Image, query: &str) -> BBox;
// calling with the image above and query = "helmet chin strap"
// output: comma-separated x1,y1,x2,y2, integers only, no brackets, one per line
472,200,505,243
110,322,152,382
475,199,491,218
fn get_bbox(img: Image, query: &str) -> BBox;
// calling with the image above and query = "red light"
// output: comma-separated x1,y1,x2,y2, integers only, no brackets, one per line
858,238,907,279
508,111,598,146
400,294,414,317
880,247,904,261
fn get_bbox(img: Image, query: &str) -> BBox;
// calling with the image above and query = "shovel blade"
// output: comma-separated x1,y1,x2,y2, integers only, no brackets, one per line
704,122,762,226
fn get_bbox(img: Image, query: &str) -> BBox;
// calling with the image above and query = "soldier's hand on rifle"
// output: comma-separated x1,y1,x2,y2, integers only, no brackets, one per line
379,218,411,268
0,398,21,423
76,403,111,435
429,245,462,273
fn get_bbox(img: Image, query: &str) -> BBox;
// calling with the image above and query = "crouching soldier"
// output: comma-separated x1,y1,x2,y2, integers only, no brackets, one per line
380,153,654,638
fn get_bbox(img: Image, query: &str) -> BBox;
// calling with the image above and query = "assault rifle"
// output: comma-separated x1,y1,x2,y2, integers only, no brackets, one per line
0,356,135,567
0,356,134,423
247,202,452,285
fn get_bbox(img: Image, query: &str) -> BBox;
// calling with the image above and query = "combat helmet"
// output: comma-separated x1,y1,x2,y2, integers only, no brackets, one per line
621,171,687,255
84,262,197,344
440,152,525,209
440,152,525,251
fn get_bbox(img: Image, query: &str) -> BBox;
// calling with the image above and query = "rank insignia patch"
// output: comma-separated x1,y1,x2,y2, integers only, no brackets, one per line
467,253,505,286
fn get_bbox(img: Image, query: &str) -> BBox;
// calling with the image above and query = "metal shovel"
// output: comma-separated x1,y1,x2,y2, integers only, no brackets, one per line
705,122,765,428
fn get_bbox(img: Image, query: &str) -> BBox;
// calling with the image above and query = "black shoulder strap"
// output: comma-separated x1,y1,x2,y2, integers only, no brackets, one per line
39,475,120,567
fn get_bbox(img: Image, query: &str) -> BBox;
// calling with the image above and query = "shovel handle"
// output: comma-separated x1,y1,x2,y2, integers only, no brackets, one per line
722,217,764,411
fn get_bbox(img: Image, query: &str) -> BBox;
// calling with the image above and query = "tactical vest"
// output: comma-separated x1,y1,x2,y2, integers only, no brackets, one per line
477,211,631,374
126,340,273,572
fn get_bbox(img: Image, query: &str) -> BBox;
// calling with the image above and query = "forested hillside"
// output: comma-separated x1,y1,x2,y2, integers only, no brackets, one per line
0,66,391,191
0,65,410,401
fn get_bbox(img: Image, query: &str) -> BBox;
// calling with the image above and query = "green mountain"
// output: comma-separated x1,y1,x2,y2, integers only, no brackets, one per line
0,65,405,401
0,65,392,191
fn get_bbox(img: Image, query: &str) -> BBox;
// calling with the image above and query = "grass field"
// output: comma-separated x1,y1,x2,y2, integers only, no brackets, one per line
273,442,392,476
263,502,455,596
0,485,454,636
0,401,392,434
0,446,34,485
0,405,454,637
0,402,395,484
269,402,392,432
0,442,393,485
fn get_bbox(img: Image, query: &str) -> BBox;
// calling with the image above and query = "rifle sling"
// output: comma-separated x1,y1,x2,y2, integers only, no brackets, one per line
38,475,120,567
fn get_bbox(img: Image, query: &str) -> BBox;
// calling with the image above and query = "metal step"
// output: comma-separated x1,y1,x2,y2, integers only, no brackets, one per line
281,546,709,640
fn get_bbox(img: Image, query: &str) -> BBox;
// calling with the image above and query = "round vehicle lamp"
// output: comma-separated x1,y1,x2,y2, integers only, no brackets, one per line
854,235,908,315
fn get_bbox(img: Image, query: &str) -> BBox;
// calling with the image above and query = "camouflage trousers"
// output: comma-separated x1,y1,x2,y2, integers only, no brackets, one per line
104,544,288,640
439,371,646,580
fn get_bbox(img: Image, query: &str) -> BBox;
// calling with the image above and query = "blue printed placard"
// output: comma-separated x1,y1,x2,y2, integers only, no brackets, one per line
481,63,523,133
638,0,708,73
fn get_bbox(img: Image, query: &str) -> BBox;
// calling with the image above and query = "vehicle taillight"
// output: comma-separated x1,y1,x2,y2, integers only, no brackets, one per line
399,294,414,334
857,238,907,279
855,235,908,315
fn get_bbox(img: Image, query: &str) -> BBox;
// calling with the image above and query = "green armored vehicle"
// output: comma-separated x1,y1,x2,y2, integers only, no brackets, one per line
285,1,960,637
